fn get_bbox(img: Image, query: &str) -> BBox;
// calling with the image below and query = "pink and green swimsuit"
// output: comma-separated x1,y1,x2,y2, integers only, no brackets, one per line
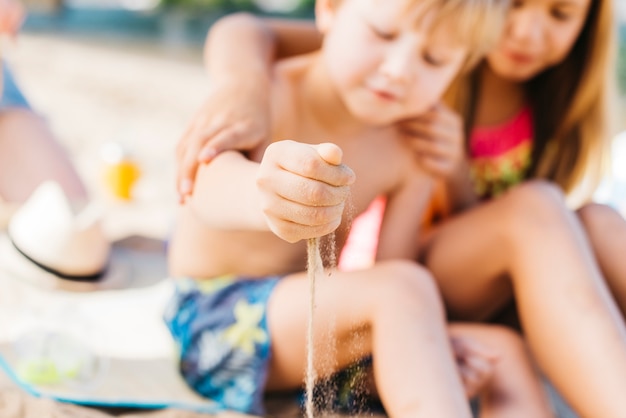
470,107,534,199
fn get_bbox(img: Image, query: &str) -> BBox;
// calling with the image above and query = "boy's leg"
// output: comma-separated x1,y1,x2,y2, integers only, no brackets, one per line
448,324,553,418
421,181,626,417
266,259,472,418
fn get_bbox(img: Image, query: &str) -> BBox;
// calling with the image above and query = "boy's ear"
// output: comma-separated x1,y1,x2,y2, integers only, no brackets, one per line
315,0,337,34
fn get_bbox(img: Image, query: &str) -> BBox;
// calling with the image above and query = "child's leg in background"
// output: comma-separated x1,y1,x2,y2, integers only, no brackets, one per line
0,109,87,203
0,63,86,204
578,203,626,314
448,323,554,418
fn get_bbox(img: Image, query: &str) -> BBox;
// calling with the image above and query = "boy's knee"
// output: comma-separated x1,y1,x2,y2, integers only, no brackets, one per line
375,260,445,316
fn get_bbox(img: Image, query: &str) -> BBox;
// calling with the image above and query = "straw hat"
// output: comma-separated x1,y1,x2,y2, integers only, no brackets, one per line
0,181,166,291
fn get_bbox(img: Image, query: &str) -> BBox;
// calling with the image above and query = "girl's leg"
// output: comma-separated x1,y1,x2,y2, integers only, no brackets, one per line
0,109,87,203
577,203,626,314
421,181,626,418
266,259,471,418
449,323,553,418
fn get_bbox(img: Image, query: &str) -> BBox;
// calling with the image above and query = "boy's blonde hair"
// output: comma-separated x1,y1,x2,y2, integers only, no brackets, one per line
329,0,510,72
403,0,510,71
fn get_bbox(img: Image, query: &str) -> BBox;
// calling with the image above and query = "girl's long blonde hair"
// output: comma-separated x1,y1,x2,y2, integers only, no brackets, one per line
450,0,617,202
530,0,616,200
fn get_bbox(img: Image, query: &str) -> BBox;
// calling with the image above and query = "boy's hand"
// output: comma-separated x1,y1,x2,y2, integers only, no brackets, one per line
176,79,271,202
257,140,355,243
450,333,499,398
398,102,466,178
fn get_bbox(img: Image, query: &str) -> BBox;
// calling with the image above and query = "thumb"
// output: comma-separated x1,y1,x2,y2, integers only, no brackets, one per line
314,142,343,166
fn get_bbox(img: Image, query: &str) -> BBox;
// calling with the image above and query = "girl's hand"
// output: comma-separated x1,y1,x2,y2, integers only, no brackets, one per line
398,102,466,178
176,79,271,202
450,334,499,398
257,141,355,243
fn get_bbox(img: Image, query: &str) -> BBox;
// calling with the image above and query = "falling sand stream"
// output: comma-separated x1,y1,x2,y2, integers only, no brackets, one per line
305,237,323,418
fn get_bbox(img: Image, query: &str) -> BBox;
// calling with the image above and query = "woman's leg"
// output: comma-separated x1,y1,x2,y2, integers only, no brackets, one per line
0,109,87,203
577,203,626,314
266,259,472,418
421,181,626,418
449,323,553,418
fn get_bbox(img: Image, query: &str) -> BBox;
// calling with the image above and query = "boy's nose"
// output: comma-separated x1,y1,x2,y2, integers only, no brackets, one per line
379,42,414,84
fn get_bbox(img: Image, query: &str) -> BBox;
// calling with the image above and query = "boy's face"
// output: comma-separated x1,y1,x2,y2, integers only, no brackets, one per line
317,0,468,126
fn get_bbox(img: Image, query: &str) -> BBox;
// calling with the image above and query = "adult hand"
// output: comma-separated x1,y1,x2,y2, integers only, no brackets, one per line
257,141,355,243
398,102,466,178
176,78,271,202
450,333,499,398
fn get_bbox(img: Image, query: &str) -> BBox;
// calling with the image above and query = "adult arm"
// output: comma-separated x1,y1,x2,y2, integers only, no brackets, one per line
177,13,321,200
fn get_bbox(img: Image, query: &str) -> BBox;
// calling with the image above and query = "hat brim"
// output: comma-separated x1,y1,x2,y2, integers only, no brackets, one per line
0,234,168,292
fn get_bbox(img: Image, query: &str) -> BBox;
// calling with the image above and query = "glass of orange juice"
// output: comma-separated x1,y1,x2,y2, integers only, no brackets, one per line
101,142,140,201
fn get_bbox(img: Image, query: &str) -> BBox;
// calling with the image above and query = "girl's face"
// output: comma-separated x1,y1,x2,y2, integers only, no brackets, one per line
487,0,591,81
317,0,468,126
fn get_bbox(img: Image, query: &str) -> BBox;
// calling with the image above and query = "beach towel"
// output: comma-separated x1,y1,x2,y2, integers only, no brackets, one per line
0,235,221,413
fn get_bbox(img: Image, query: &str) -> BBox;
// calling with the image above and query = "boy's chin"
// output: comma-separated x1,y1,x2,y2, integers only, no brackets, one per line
349,107,399,127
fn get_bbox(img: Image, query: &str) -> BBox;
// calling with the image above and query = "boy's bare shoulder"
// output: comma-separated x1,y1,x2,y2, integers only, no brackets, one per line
269,54,317,141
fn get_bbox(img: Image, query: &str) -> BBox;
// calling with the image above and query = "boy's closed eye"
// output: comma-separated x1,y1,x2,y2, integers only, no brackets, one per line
367,22,397,41
423,50,450,67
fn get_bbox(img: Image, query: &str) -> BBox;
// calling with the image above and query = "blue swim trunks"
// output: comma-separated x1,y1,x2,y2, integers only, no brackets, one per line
163,276,280,416
1,63,30,110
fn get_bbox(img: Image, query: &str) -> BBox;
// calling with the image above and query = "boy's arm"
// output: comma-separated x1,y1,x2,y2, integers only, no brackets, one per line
188,143,355,243
376,173,435,261
177,14,321,200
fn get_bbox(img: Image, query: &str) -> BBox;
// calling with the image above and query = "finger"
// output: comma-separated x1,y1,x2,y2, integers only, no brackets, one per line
197,127,235,163
401,120,458,145
260,166,352,208
315,142,344,166
262,190,346,228
418,155,455,177
198,124,265,163
458,364,482,397
275,142,355,187
179,127,225,197
265,215,342,243
464,354,496,379
411,138,454,159
455,336,500,361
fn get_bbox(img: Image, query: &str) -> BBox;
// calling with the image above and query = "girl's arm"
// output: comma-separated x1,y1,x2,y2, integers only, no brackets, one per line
376,172,436,261
177,13,321,200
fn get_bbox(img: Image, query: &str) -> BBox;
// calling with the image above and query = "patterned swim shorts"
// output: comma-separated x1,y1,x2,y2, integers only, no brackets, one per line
163,276,280,416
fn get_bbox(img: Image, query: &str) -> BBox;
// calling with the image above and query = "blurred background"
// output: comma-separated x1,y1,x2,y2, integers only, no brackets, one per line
4,0,626,240
5,0,321,241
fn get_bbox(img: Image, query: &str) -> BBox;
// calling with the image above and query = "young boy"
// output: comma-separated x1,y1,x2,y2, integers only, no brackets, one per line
166,0,553,417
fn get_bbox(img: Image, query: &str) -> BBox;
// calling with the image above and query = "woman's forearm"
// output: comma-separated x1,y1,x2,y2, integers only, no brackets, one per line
205,13,321,83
